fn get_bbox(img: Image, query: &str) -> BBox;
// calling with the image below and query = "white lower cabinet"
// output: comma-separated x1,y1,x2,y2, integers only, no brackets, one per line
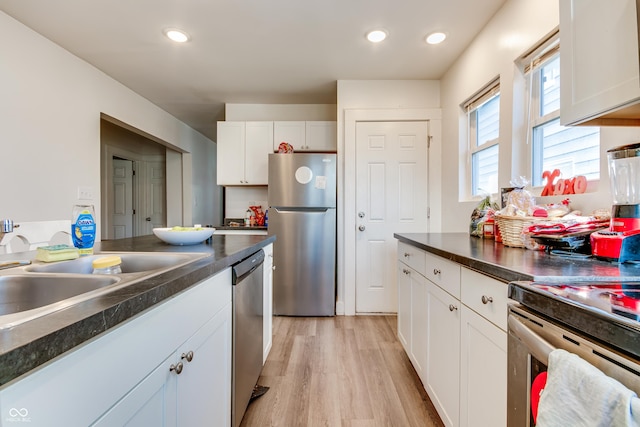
396,241,508,427
263,243,274,363
426,281,460,427
459,306,507,427
397,261,427,381
0,269,233,427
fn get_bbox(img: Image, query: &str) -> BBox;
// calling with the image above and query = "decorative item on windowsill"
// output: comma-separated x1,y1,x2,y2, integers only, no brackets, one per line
469,193,499,238
540,169,587,196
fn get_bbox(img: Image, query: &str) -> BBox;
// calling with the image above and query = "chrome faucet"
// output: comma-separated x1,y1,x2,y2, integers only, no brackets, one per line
0,219,14,240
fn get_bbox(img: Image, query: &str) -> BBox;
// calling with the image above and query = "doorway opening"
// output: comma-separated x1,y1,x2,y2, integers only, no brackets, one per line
100,117,176,239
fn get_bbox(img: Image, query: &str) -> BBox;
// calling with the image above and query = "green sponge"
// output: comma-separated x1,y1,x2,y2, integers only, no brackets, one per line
36,244,80,262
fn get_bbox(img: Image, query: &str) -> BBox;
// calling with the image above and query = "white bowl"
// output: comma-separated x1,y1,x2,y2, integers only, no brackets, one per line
153,227,215,246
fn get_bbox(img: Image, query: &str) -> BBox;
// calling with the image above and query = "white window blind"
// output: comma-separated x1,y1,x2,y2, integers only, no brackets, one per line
463,78,500,196
520,31,600,187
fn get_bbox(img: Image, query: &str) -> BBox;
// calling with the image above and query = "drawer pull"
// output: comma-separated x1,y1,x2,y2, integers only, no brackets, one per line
181,351,194,362
448,304,458,312
433,268,441,275
403,269,410,275
170,362,184,375
481,295,494,304
404,252,411,258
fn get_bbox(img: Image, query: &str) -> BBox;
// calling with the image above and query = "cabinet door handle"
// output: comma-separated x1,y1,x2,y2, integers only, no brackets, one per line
403,269,410,275
433,268,441,276
481,295,494,304
448,304,458,312
181,351,194,362
170,362,184,375
404,252,410,258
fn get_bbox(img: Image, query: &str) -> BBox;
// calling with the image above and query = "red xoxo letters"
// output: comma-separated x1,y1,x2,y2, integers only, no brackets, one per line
541,169,587,196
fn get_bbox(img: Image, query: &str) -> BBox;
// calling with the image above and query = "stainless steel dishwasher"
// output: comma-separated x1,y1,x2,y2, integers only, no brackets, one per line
232,249,265,427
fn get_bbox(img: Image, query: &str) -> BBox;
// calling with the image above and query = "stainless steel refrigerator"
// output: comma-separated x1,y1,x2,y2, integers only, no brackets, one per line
268,153,336,316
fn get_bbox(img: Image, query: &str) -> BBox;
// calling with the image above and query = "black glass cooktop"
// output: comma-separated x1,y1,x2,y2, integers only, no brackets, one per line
508,281,640,360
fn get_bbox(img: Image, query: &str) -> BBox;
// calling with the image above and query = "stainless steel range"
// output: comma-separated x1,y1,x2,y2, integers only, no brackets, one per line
507,280,640,426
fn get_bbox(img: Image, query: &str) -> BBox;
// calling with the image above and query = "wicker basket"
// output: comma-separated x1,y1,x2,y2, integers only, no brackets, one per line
495,215,542,248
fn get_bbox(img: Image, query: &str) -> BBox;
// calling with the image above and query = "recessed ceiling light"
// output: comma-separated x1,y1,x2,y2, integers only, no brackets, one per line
366,30,388,43
164,28,190,43
426,32,446,45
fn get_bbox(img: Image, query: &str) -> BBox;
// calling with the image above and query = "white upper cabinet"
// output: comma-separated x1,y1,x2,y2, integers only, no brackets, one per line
305,121,337,152
217,121,273,186
274,121,337,152
560,0,640,125
273,121,306,151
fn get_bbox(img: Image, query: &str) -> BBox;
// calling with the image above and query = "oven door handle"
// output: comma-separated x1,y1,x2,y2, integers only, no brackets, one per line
508,314,556,365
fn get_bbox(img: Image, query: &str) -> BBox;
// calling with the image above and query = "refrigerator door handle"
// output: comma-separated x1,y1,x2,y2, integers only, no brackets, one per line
271,207,331,213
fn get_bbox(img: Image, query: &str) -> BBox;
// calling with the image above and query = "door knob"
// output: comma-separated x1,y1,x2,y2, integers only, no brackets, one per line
358,212,365,218
145,217,151,221
358,225,365,231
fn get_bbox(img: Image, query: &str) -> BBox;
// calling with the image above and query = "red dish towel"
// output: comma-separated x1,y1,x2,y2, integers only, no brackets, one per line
527,220,609,235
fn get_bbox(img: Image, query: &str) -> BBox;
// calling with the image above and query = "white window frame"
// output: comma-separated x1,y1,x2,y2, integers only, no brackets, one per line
463,78,501,198
519,31,600,189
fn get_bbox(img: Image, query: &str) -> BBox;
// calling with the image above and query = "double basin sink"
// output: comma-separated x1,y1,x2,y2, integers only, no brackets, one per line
0,252,207,328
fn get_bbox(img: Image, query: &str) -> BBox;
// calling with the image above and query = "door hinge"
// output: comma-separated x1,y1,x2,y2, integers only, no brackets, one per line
427,135,432,149
427,207,431,219
133,209,136,215
132,169,136,176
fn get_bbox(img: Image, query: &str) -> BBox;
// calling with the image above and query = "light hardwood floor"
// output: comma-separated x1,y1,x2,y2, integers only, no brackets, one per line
241,315,444,427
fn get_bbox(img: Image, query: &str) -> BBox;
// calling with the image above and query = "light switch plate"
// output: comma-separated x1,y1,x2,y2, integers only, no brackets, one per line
78,186,95,200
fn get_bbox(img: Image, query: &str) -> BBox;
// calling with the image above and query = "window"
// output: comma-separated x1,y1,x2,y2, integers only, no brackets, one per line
465,79,500,196
526,37,599,187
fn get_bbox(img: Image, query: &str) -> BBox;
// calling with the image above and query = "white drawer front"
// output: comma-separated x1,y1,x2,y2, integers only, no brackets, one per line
461,268,508,331
398,242,426,274
424,251,461,298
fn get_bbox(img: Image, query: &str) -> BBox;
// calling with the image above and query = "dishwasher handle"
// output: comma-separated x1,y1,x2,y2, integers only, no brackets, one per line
232,249,265,284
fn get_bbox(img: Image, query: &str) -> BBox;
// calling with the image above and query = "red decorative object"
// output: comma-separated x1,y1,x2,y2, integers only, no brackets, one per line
249,205,265,226
541,170,587,196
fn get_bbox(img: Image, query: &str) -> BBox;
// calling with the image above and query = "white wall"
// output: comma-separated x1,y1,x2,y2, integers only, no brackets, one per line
224,104,336,121
0,11,221,237
439,0,640,232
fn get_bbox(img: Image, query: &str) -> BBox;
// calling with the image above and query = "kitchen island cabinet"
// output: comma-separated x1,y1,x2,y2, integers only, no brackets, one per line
560,0,640,126
0,233,275,425
2,269,232,427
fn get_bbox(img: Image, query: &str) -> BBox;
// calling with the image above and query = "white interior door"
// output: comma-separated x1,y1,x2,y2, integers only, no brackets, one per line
111,158,134,239
143,161,166,235
355,121,428,313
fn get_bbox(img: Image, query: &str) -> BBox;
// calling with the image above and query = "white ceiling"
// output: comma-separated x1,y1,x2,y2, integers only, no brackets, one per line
0,0,507,141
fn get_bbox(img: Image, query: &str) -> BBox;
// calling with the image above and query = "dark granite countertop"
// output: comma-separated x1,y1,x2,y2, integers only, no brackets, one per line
394,232,640,283
0,234,275,386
